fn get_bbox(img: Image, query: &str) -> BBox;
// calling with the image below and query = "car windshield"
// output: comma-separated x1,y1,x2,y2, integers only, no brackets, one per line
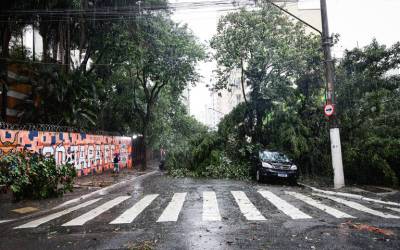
259,151,290,163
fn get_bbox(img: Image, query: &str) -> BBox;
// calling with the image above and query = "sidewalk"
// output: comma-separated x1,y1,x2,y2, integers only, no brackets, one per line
0,160,159,222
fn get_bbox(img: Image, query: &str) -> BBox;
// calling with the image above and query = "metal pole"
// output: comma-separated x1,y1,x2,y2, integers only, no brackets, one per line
32,23,36,61
320,0,344,189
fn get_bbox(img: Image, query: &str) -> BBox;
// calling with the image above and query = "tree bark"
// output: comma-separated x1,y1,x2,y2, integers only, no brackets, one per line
141,133,147,170
39,21,50,62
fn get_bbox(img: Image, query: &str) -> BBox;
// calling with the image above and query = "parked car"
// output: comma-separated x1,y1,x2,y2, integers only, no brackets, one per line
255,150,298,184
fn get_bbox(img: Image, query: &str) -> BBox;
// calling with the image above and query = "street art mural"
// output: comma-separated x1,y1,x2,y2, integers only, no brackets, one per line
0,129,133,176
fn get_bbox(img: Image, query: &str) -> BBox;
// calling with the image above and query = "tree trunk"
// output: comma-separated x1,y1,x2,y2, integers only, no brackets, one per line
39,21,50,62
142,139,147,171
141,127,148,170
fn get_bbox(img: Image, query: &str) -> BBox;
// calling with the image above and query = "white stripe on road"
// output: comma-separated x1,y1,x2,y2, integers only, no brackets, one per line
15,198,102,229
313,193,400,219
387,207,400,213
305,185,400,207
258,190,312,219
157,193,187,222
231,191,266,221
285,191,354,219
110,194,159,224
0,219,14,224
63,196,130,226
54,171,157,209
203,191,221,221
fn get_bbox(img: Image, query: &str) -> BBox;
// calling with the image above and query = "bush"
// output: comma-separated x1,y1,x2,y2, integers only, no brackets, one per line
0,151,77,200
166,129,251,180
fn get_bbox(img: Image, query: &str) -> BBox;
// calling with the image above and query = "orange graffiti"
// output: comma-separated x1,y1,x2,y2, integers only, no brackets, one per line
0,130,133,176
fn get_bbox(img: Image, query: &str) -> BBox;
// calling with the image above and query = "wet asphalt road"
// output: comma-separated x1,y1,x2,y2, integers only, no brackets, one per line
1,172,400,250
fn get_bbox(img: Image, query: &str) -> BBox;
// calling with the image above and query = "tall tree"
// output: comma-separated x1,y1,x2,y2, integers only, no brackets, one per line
335,40,400,185
106,14,205,169
211,3,322,143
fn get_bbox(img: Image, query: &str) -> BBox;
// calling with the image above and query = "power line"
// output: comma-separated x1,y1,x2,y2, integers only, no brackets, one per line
0,0,299,17
0,1,301,23
0,1,251,14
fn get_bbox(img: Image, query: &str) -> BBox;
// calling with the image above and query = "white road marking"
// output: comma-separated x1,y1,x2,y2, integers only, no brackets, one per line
62,196,130,226
15,198,102,229
387,207,400,213
55,171,157,209
313,193,400,219
110,194,159,224
203,191,221,221
285,191,354,219
0,219,14,224
305,185,400,207
231,191,266,221
258,190,312,219
157,193,187,222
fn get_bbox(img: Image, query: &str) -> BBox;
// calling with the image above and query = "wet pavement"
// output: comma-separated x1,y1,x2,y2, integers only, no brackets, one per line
0,162,156,221
1,172,400,250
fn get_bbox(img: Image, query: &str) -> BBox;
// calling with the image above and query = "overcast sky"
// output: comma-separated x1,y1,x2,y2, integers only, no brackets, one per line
171,0,400,125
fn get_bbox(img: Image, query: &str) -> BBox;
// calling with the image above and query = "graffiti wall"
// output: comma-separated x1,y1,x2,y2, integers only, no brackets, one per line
0,129,133,176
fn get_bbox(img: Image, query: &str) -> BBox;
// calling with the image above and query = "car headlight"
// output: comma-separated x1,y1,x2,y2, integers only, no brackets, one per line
290,165,298,170
262,162,273,169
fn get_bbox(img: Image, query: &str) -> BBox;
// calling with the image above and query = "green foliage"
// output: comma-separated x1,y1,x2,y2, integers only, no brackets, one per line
0,151,76,200
207,2,400,187
335,40,400,186
166,129,250,180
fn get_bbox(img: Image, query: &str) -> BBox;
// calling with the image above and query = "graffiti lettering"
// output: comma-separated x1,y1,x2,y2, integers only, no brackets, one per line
0,130,133,176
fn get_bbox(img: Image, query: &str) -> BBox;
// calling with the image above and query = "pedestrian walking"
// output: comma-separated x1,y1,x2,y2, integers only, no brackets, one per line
159,146,166,171
113,153,120,173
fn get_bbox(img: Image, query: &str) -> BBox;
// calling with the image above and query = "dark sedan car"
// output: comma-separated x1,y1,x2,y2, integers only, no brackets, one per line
255,150,298,184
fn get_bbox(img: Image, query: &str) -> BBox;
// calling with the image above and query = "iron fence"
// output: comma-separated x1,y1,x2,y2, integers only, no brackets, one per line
0,122,123,136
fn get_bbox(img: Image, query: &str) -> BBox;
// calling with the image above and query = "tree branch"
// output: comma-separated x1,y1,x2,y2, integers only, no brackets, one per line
79,45,91,72
86,46,108,74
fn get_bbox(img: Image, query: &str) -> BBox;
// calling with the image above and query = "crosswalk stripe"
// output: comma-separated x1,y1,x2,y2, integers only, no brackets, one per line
62,196,130,226
285,191,354,219
313,193,400,219
0,219,14,224
231,191,266,221
110,194,159,224
306,185,400,207
203,191,221,221
258,190,312,219
157,193,187,222
15,198,102,229
387,207,400,213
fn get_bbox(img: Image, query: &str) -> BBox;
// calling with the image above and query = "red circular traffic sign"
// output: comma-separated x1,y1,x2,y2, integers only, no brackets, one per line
324,104,335,117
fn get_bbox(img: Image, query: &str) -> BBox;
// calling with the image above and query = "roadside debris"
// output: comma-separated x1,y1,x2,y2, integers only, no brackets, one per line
340,221,395,237
11,206,39,214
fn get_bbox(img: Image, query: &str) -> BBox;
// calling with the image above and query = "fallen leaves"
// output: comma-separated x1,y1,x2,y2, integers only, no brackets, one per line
340,221,395,237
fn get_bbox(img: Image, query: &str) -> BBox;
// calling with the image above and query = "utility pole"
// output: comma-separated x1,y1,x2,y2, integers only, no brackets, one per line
266,0,345,188
320,0,344,189
32,23,36,61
